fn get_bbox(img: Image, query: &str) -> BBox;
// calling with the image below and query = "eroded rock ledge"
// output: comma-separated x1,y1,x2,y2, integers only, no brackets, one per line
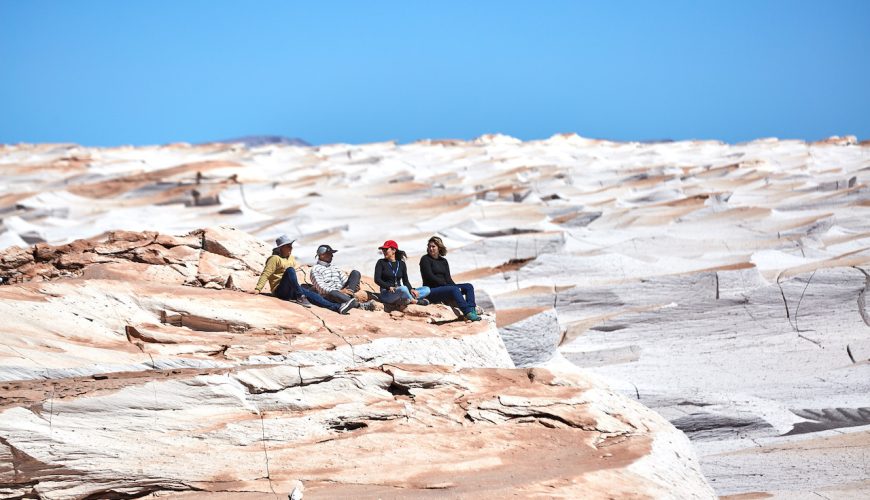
0,228,714,498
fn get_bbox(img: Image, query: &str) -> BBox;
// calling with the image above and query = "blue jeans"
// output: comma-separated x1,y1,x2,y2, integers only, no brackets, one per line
380,285,430,304
275,270,340,312
428,283,476,314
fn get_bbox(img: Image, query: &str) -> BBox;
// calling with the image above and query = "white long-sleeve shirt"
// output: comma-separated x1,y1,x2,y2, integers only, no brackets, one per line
310,260,347,295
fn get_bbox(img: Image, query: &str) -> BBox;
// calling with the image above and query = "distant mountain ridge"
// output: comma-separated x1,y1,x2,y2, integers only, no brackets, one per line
207,135,310,147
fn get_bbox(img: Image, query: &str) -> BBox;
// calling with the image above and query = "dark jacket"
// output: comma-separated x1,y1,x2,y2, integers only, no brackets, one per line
374,258,411,289
419,254,455,288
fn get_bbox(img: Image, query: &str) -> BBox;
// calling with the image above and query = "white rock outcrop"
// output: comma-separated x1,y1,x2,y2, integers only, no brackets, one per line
0,228,715,499
3,135,868,497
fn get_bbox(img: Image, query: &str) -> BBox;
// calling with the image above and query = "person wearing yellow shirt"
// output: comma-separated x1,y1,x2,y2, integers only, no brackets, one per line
250,234,358,314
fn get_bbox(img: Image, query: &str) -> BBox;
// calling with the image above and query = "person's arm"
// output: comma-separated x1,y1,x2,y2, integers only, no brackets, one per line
420,255,443,287
401,261,412,288
403,261,420,298
254,256,278,292
373,260,391,289
338,269,353,294
310,265,326,293
445,259,455,285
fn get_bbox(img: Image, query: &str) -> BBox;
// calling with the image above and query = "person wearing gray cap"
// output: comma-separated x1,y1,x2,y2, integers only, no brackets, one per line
310,244,375,311
251,235,358,315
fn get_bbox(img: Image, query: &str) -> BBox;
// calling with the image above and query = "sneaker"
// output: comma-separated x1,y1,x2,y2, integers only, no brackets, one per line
360,300,376,311
339,298,358,315
416,298,429,306
294,296,312,308
465,311,481,321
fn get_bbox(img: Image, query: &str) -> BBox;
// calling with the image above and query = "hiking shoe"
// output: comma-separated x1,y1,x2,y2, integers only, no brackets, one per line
339,298,358,315
294,296,312,308
360,300,377,311
416,298,429,306
465,311,481,321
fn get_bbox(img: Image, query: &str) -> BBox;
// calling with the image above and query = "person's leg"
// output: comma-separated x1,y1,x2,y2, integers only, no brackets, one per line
380,286,420,305
426,286,452,304
277,270,349,313
448,286,471,313
343,270,361,292
379,289,403,304
412,286,431,305
275,270,303,300
456,283,476,309
428,286,469,313
454,283,480,320
395,286,412,301
326,290,352,304
301,287,341,312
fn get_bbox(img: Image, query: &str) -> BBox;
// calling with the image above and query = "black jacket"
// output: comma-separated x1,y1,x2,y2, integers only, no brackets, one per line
374,258,411,289
419,254,455,287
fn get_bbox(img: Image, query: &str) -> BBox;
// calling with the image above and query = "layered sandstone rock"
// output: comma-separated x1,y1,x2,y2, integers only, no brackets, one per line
2,135,867,496
0,364,713,499
0,229,510,382
0,229,714,499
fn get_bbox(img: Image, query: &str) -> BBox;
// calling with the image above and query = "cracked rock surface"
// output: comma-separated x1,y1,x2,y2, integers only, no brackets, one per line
0,364,712,499
0,228,713,499
2,135,868,497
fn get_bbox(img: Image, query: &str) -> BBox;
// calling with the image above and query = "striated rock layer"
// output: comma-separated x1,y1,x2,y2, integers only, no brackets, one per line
0,228,714,499
2,134,869,496
0,364,710,499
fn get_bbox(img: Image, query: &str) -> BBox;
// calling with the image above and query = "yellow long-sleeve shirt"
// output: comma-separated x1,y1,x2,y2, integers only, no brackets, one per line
255,255,298,293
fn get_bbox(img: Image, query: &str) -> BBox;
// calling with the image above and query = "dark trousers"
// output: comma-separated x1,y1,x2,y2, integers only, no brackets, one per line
325,270,361,303
275,270,340,312
428,283,476,314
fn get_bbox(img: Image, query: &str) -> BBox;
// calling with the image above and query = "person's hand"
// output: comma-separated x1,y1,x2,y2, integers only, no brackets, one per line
388,287,395,293
340,288,352,295
410,288,419,298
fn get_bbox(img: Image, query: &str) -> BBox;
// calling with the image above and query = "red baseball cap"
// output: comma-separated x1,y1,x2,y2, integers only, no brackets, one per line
378,240,398,250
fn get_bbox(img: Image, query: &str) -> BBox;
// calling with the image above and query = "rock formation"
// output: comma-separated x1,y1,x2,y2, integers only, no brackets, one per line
0,228,714,499
2,134,868,497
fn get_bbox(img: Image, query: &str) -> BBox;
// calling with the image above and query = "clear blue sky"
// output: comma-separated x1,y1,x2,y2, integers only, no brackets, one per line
2,1,869,146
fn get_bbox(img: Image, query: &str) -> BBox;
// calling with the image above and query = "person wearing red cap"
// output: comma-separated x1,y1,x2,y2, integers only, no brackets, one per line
374,240,430,306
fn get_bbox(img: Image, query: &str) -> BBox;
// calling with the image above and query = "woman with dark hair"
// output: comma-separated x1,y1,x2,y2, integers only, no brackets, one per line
419,236,480,321
374,239,430,306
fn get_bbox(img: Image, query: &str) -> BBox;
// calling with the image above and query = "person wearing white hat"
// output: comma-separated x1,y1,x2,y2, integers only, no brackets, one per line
251,235,358,314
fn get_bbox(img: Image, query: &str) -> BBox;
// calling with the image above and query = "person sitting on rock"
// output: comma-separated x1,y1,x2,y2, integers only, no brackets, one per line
310,244,375,311
250,234,358,314
419,236,481,321
374,239,430,306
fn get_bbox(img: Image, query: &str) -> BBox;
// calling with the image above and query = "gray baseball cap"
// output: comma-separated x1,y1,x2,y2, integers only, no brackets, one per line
316,244,338,255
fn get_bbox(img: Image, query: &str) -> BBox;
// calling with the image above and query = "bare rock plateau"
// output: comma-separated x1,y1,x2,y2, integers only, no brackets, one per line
2,134,868,497
0,228,713,499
